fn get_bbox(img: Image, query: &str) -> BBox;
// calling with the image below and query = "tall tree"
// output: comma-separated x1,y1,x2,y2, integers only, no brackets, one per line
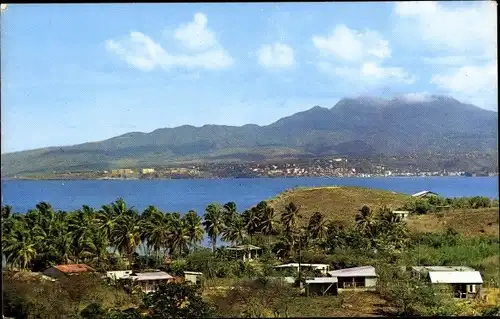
183,210,204,251
203,203,223,253
111,213,142,267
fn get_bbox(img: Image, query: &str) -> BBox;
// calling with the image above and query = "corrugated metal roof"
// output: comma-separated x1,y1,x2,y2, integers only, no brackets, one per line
412,266,475,272
130,272,173,281
328,266,377,277
412,190,438,197
53,264,93,273
429,271,483,284
226,244,261,250
184,271,203,275
306,277,338,284
275,263,329,268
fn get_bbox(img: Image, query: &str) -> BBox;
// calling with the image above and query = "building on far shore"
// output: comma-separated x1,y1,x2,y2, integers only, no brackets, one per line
141,168,155,174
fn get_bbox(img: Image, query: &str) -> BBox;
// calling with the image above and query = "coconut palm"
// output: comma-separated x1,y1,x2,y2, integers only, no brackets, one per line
260,206,279,245
222,202,238,224
242,207,262,243
111,213,142,266
203,203,224,253
307,212,329,244
183,210,204,251
168,213,190,256
141,208,170,258
355,205,377,235
95,204,118,244
221,214,246,246
3,229,37,269
280,202,302,236
68,206,96,263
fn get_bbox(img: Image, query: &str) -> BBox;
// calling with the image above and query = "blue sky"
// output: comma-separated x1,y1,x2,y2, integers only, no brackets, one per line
1,2,497,153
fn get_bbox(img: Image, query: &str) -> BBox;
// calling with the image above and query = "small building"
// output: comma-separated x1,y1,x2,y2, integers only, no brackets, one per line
274,263,331,275
226,244,262,261
327,266,377,291
392,210,410,221
184,271,203,286
141,168,155,174
43,264,94,279
412,190,439,198
110,169,134,176
411,266,483,299
130,271,174,294
106,270,133,281
305,277,338,296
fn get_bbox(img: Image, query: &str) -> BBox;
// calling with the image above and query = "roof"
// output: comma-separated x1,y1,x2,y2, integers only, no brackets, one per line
275,263,330,269
226,244,261,251
412,190,438,197
184,271,203,275
392,210,410,214
412,266,475,273
306,277,338,284
429,271,483,284
130,272,173,281
52,264,93,273
328,266,377,277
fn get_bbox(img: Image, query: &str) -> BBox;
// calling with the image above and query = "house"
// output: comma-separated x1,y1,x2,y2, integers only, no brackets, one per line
141,168,155,174
106,270,133,281
184,271,203,286
43,264,94,279
411,190,439,198
226,244,262,261
110,169,134,176
411,266,483,299
274,263,331,275
305,277,338,296
327,266,377,291
129,271,174,293
392,210,410,221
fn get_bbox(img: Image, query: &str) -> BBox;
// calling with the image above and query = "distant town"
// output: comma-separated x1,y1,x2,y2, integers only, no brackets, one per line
8,153,498,180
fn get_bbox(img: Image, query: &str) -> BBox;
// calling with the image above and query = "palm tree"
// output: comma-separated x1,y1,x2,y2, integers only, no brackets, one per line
3,229,38,269
141,208,170,259
307,212,329,244
355,205,378,248
111,213,142,267
95,204,118,245
260,206,279,246
183,210,204,251
280,202,302,236
221,214,246,246
168,213,189,256
222,202,237,223
203,203,223,253
242,207,262,243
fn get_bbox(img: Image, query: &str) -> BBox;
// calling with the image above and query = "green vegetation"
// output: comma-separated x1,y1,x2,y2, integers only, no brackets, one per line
2,186,499,317
2,96,497,177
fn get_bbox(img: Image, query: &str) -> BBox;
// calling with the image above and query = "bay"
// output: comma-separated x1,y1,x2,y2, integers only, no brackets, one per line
2,177,498,214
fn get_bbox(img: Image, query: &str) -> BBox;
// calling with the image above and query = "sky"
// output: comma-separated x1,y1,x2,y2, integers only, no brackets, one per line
1,2,497,153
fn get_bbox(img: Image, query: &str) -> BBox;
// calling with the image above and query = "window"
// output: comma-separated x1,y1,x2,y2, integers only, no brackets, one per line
468,284,476,293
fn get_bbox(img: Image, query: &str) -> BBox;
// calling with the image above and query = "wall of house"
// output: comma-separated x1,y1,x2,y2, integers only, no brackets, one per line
365,277,377,287
306,282,338,296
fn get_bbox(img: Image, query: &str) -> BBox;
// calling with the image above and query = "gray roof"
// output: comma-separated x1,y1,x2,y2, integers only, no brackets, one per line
412,190,438,197
226,244,261,251
184,271,203,275
275,263,329,268
130,271,173,281
328,266,377,277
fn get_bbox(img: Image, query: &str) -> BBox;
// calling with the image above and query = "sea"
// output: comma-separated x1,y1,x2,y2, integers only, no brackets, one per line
2,177,498,214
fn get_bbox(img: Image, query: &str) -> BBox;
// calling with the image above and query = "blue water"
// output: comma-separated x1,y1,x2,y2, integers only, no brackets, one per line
2,177,498,214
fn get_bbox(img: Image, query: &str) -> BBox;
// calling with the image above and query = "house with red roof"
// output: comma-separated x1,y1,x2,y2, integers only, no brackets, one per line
43,264,94,279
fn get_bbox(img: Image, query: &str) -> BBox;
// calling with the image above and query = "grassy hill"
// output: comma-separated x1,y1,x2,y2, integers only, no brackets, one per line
266,186,499,236
267,186,410,226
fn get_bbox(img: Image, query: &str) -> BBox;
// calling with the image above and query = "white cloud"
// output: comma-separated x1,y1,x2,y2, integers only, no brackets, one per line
430,63,497,109
312,25,391,62
319,61,415,85
106,13,233,71
397,92,435,103
174,12,217,51
257,43,295,69
393,1,497,58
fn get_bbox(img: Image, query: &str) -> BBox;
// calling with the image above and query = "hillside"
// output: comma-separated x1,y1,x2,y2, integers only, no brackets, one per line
266,186,499,235
266,186,410,226
2,95,497,176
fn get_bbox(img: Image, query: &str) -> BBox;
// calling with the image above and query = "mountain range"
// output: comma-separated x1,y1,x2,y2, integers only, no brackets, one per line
1,95,498,177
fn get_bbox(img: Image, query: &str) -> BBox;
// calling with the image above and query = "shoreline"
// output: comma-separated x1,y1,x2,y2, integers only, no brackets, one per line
2,175,496,182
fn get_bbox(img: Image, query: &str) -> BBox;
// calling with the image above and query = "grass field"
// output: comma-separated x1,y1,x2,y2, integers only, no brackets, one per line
267,186,410,226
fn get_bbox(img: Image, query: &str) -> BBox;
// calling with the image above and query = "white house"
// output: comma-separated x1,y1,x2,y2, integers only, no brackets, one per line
130,271,174,293
411,266,483,299
184,271,203,286
226,244,262,261
412,190,439,198
392,210,410,220
327,266,377,290
106,270,133,281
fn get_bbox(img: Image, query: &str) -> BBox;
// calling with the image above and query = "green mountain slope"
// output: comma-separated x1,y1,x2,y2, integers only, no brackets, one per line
2,95,497,176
